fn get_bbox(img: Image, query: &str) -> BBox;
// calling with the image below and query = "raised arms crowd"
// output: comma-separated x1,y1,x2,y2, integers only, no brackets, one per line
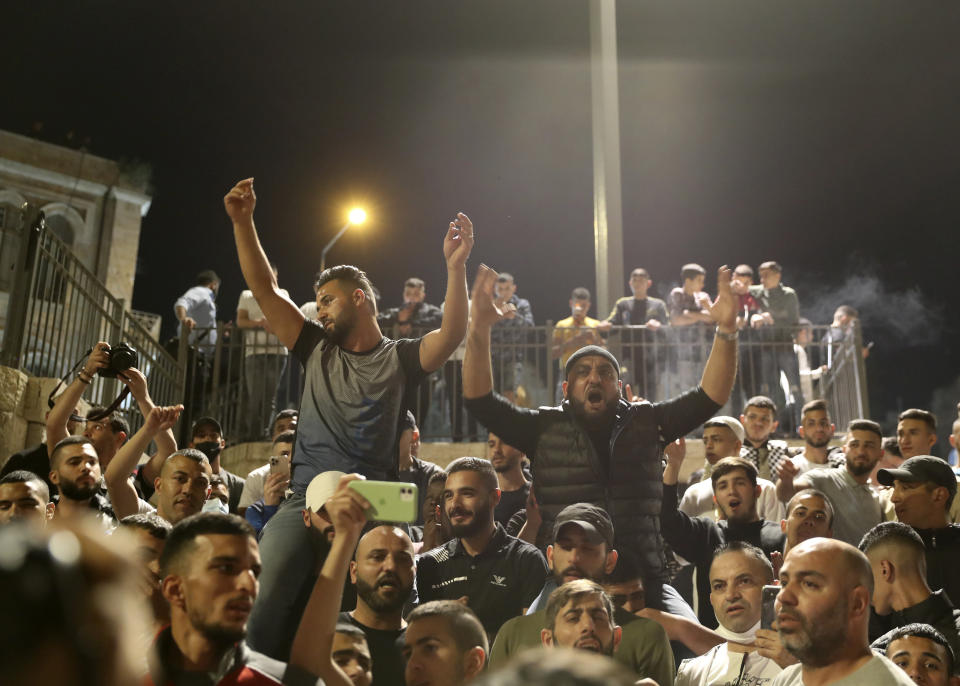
3,177,960,686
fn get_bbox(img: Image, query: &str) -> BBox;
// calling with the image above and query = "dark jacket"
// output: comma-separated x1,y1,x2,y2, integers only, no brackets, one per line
661,482,785,627
914,525,960,610
464,387,719,588
872,590,960,661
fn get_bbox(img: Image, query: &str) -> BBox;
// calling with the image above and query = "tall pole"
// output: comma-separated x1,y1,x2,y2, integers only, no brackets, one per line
320,221,352,272
589,0,625,316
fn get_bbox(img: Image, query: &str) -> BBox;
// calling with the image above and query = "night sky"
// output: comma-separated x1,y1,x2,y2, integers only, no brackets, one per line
5,1,960,441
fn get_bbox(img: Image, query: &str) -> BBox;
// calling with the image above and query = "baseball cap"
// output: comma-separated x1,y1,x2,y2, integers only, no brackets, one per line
305,471,347,512
552,503,615,548
564,345,620,380
704,416,746,442
877,456,957,502
191,416,223,437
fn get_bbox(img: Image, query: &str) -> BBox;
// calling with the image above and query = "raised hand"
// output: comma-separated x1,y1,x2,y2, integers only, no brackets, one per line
117,367,148,401
624,383,644,403
263,471,290,507
443,212,474,270
777,458,799,486
664,437,687,469
83,342,111,378
325,474,370,542
755,628,798,668
224,178,257,223
469,264,506,330
708,265,738,332
145,405,184,433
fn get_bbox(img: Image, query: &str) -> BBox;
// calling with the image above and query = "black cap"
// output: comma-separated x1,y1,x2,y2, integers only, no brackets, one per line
552,503,615,549
564,345,620,380
191,416,223,437
877,456,957,502
397,410,417,437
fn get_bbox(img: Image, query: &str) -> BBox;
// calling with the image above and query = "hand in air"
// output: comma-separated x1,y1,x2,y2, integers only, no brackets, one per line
224,178,257,223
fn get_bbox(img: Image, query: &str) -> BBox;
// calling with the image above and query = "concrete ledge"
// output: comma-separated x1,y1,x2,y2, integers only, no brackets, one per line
0,367,27,413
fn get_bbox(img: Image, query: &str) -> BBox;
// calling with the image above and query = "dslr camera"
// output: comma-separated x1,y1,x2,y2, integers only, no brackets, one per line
99,343,139,378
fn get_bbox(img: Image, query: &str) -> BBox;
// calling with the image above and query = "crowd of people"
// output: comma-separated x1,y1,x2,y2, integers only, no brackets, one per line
1,176,958,686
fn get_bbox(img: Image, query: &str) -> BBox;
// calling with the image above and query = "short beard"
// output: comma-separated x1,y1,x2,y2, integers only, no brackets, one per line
448,502,492,539
805,435,831,449
356,575,409,614
492,460,516,474
325,309,357,346
58,478,98,501
846,456,874,477
188,609,246,647
779,598,848,666
567,395,618,429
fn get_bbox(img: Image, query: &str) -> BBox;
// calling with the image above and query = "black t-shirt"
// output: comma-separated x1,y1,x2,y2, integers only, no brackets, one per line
338,612,405,686
416,524,549,639
494,483,530,527
1,443,56,495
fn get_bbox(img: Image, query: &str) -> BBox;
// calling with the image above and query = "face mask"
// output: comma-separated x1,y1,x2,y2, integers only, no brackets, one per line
202,498,228,514
195,441,222,460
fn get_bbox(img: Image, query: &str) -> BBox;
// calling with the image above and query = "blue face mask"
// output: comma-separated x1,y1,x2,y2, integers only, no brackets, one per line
202,498,228,514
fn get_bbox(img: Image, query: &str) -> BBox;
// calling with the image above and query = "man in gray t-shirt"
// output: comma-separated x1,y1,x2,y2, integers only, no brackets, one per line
777,419,888,546
224,178,475,660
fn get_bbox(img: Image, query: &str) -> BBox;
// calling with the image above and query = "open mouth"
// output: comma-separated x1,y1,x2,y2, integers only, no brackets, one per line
575,637,601,652
727,499,741,510
586,389,604,405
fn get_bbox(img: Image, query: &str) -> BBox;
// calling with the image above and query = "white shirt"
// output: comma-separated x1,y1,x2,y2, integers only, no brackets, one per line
680,476,785,523
237,289,290,357
239,463,271,509
677,643,782,686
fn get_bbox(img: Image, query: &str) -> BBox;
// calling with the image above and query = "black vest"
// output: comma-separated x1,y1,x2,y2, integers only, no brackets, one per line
532,398,668,583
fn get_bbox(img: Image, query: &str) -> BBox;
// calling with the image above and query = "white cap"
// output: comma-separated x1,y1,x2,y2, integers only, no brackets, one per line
305,471,346,512
705,416,746,442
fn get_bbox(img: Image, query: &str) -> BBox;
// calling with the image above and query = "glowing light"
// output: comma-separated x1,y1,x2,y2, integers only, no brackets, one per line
348,208,367,225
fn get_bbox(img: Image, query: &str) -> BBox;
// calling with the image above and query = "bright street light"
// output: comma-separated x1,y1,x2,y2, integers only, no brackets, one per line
321,207,368,272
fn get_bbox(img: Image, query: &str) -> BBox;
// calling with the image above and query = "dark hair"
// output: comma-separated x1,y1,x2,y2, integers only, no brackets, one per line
446,457,498,492
604,548,642,585
712,541,774,584
427,470,448,489
50,436,95,468
335,622,368,641
758,261,782,273
570,287,590,301
873,623,957,676
120,513,173,540
681,263,706,281
744,396,777,413
801,399,829,418
404,277,425,290
544,579,614,633
271,409,298,427
0,470,50,503
407,600,488,655
847,419,883,441
630,268,650,279
835,305,859,319
86,407,130,436
786,489,835,528
497,273,515,284
859,521,926,560
273,430,296,446
733,264,754,278
196,269,220,286
797,317,813,329
159,512,255,577
899,408,937,433
882,436,902,459
710,456,758,489
316,265,377,315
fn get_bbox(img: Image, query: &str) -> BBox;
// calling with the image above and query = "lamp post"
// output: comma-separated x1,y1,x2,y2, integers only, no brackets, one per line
320,208,366,272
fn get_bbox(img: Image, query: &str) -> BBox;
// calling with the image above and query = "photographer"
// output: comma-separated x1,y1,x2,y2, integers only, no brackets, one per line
46,342,176,479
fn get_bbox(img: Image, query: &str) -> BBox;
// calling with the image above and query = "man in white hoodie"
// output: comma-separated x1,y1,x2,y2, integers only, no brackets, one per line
676,541,796,686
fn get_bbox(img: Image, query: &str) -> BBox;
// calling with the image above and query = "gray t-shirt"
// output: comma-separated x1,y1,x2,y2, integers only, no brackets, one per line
290,320,425,492
772,654,914,685
801,467,885,546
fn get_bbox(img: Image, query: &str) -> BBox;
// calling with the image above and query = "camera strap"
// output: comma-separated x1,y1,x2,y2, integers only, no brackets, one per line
47,348,132,422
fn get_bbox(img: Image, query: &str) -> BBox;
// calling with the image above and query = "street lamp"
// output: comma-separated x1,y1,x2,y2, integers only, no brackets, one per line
320,207,367,272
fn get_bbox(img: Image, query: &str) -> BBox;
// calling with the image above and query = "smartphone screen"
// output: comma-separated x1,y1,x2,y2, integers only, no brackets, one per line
761,585,780,630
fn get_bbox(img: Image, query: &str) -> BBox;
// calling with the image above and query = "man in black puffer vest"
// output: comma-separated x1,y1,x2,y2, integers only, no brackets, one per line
463,265,740,620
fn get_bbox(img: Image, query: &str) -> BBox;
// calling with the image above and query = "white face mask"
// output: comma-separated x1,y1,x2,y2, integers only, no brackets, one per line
202,498,228,514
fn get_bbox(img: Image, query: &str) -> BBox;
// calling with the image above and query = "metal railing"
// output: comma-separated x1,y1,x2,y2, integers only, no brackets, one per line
0,203,184,434
179,317,869,444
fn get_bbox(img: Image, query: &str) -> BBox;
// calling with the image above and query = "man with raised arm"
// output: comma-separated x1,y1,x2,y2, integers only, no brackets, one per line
463,264,739,617
223,177,472,660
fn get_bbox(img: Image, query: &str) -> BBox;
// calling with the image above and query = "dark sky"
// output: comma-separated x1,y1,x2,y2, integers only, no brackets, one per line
5,0,960,437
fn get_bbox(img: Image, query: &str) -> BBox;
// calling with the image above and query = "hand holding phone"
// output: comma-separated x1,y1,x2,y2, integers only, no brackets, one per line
347,480,419,523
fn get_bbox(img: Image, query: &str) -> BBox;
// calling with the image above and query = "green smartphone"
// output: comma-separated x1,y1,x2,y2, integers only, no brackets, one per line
348,480,419,523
